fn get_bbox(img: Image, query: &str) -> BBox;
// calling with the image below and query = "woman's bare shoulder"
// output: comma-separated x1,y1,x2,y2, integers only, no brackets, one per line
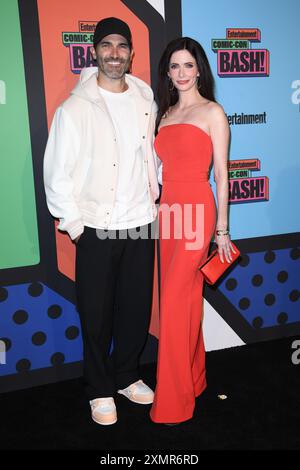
205,102,228,129
206,101,225,115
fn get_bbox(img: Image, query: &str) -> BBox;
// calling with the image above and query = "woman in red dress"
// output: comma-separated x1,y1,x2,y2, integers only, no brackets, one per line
150,37,235,424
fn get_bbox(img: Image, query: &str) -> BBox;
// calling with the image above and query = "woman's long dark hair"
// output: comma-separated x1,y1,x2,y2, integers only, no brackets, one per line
155,37,216,134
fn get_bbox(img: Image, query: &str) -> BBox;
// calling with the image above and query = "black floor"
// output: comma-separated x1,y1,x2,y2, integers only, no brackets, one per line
1,335,300,452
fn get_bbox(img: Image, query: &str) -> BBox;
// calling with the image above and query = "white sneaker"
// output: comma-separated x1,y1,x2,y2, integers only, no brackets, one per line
89,397,117,425
118,380,154,404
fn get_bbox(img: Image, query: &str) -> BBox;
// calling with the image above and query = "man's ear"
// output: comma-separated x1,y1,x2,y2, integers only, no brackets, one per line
90,46,97,60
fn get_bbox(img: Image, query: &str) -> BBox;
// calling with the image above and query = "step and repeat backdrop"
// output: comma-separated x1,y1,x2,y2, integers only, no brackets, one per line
0,0,299,392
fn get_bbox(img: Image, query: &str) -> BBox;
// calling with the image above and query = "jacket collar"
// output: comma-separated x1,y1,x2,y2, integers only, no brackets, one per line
71,67,153,107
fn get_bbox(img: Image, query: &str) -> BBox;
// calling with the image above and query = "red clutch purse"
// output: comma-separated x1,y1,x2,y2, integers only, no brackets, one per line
199,241,241,285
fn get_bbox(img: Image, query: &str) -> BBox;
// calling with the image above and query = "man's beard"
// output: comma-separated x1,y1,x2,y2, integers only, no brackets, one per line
97,56,130,80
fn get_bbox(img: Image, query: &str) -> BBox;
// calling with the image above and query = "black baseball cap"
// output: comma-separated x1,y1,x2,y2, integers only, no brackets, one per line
93,17,132,49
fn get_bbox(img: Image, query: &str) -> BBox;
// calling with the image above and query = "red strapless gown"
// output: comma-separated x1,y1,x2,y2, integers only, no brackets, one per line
150,124,217,423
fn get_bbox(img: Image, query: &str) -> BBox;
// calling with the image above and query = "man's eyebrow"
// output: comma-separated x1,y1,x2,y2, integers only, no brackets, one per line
99,40,129,46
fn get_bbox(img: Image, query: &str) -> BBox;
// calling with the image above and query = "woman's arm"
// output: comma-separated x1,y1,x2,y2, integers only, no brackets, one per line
209,103,235,262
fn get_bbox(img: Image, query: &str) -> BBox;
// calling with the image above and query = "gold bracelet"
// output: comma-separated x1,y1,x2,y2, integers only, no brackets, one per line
215,229,229,236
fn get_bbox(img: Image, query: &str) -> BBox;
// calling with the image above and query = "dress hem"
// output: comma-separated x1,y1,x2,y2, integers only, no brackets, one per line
150,382,207,424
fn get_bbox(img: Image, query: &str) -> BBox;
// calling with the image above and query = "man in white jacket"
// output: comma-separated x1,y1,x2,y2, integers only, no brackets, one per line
44,17,159,425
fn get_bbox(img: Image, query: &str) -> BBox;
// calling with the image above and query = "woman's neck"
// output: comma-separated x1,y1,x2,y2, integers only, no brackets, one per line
176,88,205,110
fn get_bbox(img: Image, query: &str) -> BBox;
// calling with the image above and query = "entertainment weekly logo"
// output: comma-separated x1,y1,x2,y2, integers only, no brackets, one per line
62,21,97,74
211,28,270,77
226,111,267,126
228,158,269,204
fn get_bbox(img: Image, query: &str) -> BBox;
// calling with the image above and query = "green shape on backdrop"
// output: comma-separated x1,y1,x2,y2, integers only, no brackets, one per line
0,0,40,269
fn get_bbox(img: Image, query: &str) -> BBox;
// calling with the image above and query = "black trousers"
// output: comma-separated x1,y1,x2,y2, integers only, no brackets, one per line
75,223,155,400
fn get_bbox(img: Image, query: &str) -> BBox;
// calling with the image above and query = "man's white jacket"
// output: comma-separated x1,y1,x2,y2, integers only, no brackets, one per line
43,67,160,240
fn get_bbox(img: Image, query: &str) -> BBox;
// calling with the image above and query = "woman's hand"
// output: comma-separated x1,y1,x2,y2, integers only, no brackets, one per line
215,233,236,263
